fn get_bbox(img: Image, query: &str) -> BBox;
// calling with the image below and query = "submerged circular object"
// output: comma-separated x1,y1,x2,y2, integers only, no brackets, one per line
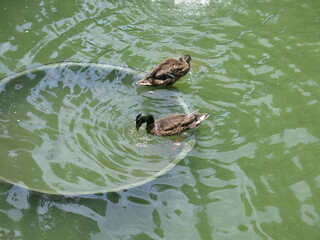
0,62,195,195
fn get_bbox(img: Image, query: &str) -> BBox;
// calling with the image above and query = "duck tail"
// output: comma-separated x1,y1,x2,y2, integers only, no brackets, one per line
196,113,210,123
136,78,153,86
189,110,209,121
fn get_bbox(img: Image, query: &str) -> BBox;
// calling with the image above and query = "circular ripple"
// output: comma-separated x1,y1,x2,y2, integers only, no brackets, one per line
0,62,195,195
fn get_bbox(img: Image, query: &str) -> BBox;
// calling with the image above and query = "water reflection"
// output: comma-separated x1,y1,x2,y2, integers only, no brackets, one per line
0,166,202,239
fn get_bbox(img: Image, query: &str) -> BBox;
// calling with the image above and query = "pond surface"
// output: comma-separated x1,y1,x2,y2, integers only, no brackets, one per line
0,0,320,239
0,62,195,195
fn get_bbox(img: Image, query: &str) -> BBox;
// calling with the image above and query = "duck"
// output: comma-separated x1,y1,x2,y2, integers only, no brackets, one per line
136,54,192,86
136,111,209,136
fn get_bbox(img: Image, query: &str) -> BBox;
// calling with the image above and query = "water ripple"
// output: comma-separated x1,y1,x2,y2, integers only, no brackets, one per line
0,62,195,194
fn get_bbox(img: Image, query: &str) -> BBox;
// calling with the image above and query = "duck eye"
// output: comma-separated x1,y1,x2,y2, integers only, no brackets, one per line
136,114,142,121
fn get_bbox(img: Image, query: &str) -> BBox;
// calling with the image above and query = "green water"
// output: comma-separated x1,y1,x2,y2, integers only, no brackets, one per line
0,62,195,194
0,0,320,239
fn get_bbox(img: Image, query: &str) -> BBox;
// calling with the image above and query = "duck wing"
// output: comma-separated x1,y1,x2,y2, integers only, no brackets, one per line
146,58,178,80
160,114,195,129
137,57,190,86
153,112,209,136
153,114,197,135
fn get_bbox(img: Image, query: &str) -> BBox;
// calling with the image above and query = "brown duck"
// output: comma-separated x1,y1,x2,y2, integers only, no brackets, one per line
136,54,192,86
136,111,209,136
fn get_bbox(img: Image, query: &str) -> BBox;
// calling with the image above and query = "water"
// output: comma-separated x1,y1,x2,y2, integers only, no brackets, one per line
0,62,195,195
0,0,320,239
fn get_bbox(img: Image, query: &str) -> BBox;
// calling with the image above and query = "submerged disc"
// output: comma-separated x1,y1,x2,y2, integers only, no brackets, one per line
0,62,195,195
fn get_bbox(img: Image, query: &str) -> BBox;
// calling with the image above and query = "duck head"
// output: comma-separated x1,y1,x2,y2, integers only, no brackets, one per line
180,54,192,63
136,113,155,131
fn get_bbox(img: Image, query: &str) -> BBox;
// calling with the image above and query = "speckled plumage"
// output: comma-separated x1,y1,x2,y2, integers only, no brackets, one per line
136,111,209,136
136,54,191,86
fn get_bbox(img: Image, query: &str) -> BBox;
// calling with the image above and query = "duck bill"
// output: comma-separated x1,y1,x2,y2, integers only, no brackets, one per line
136,122,142,131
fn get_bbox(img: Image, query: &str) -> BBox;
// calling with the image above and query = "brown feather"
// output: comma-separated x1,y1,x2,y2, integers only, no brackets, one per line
150,112,209,136
137,54,191,86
